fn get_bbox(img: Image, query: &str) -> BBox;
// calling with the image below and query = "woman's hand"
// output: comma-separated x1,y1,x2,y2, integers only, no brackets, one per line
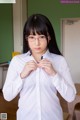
38,59,57,76
20,60,37,79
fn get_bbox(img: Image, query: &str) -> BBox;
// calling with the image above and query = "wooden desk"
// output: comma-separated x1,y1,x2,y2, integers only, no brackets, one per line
0,91,18,120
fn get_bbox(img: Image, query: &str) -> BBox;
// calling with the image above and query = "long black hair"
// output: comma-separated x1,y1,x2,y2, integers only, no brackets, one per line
23,14,62,55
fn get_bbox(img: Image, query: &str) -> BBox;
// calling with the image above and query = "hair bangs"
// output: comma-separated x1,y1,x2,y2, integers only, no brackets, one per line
25,17,48,37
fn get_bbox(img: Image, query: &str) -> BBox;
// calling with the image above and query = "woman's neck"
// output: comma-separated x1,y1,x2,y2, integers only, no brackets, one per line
32,53,43,62
31,49,47,62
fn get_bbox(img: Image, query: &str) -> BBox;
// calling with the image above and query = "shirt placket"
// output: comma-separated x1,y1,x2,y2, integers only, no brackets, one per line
36,68,41,120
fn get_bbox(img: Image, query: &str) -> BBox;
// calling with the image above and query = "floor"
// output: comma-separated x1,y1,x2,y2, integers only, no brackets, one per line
0,90,18,120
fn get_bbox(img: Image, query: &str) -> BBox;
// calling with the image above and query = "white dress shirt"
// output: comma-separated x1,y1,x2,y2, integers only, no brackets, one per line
2,50,76,120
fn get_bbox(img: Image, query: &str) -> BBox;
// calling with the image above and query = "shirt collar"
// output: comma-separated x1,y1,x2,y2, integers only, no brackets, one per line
41,49,51,59
27,49,51,61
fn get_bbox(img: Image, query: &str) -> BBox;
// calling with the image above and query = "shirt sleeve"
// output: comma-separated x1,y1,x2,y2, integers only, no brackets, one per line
2,56,23,101
51,57,76,102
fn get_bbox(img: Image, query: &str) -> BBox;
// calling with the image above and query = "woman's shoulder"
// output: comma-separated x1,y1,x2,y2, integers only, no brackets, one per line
10,51,30,63
50,53,67,65
50,53,65,60
50,53,68,68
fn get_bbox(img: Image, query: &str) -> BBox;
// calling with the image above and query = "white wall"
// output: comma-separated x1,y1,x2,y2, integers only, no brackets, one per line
62,19,80,83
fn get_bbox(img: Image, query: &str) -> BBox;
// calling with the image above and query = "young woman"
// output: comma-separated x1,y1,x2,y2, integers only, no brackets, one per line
3,14,76,120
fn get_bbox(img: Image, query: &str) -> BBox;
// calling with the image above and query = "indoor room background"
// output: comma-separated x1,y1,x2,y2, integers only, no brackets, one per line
0,0,80,87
